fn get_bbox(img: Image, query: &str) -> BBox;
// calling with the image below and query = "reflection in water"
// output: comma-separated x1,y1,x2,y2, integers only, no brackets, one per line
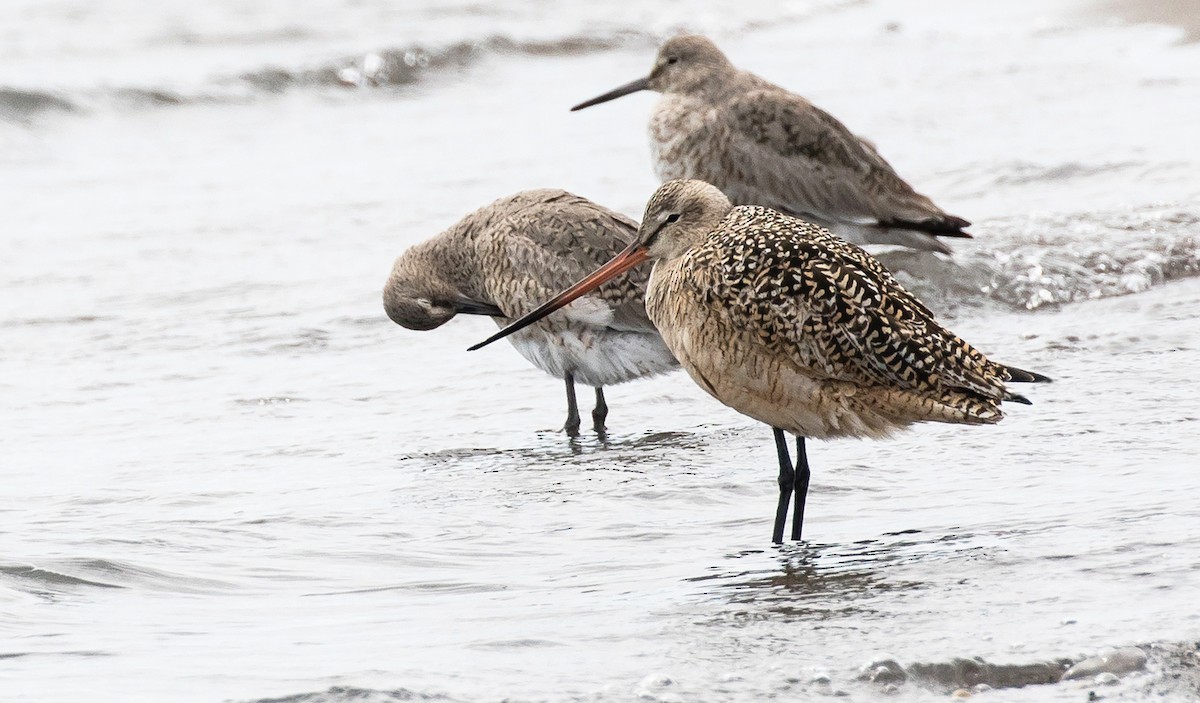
400,428,711,471
684,534,974,622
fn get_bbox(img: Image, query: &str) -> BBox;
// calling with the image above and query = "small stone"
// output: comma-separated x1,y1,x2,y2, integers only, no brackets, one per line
882,683,899,695
951,688,971,698
971,683,992,693
362,53,384,76
811,673,832,685
858,657,907,684
1094,672,1120,686
1061,647,1148,680
638,674,673,689
634,673,675,701
335,67,363,86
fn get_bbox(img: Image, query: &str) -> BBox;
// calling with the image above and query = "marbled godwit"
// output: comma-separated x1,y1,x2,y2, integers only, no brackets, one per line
384,189,678,436
471,180,1049,542
571,34,971,254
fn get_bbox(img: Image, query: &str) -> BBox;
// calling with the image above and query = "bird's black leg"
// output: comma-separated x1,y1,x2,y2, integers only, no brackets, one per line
772,427,795,544
591,387,608,434
791,436,811,541
563,373,580,437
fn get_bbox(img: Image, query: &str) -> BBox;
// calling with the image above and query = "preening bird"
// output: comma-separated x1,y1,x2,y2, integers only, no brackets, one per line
383,189,678,435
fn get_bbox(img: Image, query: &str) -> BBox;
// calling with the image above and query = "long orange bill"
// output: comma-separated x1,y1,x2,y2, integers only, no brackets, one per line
468,241,649,351
570,77,650,111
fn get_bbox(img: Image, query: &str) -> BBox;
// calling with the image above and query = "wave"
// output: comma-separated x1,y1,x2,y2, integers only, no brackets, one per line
0,31,656,124
876,203,1200,314
239,32,655,92
0,564,124,591
240,640,1199,701
0,0,864,123
0,88,77,122
853,642,1196,697
0,558,235,596
246,686,454,703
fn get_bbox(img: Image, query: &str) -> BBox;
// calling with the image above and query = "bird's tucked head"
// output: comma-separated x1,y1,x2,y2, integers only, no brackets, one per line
570,34,735,111
637,179,733,261
646,35,735,95
383,246,503,331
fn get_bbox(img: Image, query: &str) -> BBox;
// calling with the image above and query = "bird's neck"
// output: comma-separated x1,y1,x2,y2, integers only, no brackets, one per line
665,67,745,103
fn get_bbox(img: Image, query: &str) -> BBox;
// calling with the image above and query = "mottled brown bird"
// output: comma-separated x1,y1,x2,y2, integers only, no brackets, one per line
471,180,1049,542
571,34,971,254
384,189,677,435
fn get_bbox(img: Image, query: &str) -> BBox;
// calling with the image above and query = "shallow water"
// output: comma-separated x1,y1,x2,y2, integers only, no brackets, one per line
3,0,1200,701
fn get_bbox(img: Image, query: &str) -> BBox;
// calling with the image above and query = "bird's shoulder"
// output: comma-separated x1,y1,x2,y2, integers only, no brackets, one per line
717,85,875,172
683,85,929,227
472,191,655,328
475,191,638,279
696,207,927,313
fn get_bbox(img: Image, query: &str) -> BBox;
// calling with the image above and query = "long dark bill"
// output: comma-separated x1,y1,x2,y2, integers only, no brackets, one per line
570,77,650,111
454,298,504,317
467,242,649,351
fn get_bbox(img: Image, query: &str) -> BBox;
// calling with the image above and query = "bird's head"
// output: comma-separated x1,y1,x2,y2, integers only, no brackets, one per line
383,247,502,331
635,178,733,261
647,35,735,94
570,34,735,111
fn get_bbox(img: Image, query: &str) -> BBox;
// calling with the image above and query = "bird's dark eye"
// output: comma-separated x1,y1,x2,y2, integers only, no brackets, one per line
665,213,680,223
666,56,679,65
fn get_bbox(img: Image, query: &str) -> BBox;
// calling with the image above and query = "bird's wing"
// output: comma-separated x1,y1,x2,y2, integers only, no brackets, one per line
704,90,962,231
707,209,1003,398
477,191,658,333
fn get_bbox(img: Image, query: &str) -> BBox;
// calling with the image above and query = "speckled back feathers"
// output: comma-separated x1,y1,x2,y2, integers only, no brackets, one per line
651,205,1037,430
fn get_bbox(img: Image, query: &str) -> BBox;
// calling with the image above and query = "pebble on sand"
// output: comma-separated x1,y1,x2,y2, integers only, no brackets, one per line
1094,672,1121,686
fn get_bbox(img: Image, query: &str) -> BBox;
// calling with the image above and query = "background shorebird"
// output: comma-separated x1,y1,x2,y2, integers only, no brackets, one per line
571,34,972,254
384,189,678,435
471,180,1049,542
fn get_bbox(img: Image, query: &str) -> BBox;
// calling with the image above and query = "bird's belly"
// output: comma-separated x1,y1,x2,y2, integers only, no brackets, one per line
652,303,905,440
506,324,677,389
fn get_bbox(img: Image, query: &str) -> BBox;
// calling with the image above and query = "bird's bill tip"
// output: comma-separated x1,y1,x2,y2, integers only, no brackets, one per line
468,243,650,352
466,336,497,352
569,76,651,111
